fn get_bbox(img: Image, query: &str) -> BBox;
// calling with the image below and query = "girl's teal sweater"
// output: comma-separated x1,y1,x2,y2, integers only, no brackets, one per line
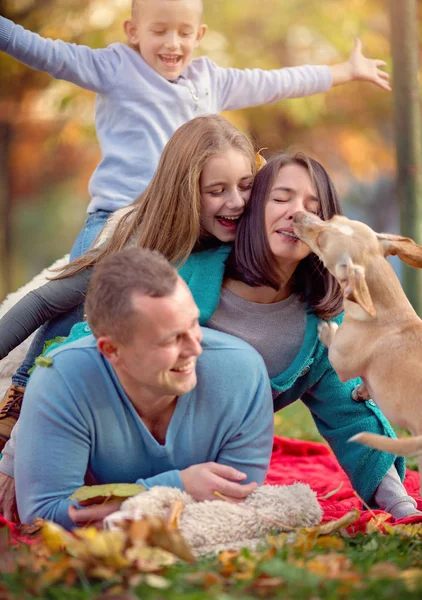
62,244,405,504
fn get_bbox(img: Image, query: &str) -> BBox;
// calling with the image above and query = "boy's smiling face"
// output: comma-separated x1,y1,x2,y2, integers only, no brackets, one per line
125,0,207,81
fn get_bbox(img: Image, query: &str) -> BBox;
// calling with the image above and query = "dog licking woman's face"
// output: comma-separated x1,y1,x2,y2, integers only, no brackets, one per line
199,148,254,243
265,163,319,270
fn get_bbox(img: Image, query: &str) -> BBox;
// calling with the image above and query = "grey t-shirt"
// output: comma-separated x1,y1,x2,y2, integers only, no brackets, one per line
208,288,306,378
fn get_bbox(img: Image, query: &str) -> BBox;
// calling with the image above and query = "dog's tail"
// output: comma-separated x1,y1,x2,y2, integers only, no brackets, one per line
349,432,422,457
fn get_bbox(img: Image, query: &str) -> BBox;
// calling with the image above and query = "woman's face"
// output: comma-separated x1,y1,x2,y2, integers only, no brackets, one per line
200,148,254,242
265,163,319,269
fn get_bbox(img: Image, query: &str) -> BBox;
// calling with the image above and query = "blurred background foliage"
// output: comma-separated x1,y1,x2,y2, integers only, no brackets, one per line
0,0,421,299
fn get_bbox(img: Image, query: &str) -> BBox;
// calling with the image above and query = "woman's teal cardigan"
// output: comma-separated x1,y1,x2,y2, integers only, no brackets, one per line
62,244,405,504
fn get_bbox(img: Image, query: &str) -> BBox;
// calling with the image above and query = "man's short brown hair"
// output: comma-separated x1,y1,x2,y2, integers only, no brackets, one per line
85,248,178,343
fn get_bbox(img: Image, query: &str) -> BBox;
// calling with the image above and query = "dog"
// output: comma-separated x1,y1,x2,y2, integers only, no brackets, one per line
292,211,422,489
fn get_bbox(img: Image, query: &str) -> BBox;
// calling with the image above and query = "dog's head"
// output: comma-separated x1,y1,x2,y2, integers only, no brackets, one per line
293,212,422,318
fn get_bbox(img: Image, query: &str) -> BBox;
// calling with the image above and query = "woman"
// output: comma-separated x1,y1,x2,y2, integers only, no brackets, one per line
0,123,417,518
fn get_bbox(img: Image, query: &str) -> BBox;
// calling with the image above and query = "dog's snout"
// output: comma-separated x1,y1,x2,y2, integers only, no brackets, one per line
292,211,307,224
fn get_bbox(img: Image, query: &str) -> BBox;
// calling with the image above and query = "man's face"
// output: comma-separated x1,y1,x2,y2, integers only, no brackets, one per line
107,278,203,398
125,0,207,81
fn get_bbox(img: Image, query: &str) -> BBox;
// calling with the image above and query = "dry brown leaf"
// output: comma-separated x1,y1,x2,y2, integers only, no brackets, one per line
305,552,360,583
365,513,392,535
315,535,344,551
36,556,73,590
400,568,422,591
185,571,225,588
394,524,422,538
368,562,401,579
307,509,361,536
147,518,195,564
219,550,240,577
125,546,177,571
249,573,286,596
167,500,185,530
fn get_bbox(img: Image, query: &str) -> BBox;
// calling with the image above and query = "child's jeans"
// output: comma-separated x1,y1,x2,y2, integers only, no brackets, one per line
11,210,112,388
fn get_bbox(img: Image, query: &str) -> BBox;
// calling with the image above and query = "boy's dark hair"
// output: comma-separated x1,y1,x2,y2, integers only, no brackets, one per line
85,248,178,343
228,152,343,320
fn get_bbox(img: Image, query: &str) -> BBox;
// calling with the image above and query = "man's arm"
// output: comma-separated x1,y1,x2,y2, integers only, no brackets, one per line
0,17,121,93
14,367,91,529
214,38,389,112
0,269,92,360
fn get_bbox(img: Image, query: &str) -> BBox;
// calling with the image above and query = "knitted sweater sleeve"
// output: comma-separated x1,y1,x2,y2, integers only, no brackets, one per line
0,269,92,359
210,59,332,112
0,17,121,93
300,347,406,505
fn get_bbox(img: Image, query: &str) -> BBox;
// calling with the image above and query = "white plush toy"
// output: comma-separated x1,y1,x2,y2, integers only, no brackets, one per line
105,484,322,557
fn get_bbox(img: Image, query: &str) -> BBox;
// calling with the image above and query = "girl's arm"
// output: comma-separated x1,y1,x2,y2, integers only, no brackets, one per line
0,269,92,360
0,17,121,93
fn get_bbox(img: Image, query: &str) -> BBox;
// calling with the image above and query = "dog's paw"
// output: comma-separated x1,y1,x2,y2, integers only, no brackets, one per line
317,321,338,348
351,383,371,402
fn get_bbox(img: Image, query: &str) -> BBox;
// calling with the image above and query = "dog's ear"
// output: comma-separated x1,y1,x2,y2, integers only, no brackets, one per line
336,261,376,317
376,233,422,268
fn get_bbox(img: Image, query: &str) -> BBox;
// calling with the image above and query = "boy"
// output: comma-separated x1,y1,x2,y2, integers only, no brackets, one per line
0,0,390,256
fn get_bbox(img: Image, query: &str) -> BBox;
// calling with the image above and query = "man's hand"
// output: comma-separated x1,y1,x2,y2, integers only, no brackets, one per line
68,501,123,529
330,38,391,91
0,473,18,522
180,462,258,502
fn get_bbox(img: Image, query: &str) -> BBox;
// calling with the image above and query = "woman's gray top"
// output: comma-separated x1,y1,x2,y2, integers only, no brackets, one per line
208,289,306,378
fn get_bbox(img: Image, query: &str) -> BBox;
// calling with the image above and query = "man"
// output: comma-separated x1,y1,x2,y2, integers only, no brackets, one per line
8,248,273,529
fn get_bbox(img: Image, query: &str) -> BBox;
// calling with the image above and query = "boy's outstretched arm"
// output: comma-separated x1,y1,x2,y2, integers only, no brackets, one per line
0,16,120,93
330,38,391,90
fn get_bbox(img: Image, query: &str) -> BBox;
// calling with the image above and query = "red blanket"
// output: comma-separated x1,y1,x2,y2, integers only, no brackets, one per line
266,436,422,532
2,436,421,542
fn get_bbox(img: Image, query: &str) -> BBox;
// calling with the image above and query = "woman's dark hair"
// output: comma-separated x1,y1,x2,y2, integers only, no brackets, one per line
228,151,343,320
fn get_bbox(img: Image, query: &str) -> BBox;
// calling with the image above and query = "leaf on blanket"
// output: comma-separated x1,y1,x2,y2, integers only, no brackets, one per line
70,483,145,506
366,513,393,535
307,509,361,536
319,482,344,500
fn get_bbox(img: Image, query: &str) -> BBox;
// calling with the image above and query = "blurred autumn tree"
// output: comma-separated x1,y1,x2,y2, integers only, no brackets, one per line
0,0,421,299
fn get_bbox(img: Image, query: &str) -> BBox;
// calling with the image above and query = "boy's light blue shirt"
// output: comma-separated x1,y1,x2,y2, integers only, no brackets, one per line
0,17,332,213
14,328,274,529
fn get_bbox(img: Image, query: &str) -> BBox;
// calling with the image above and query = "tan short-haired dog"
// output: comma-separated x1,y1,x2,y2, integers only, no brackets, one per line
293,211,422,490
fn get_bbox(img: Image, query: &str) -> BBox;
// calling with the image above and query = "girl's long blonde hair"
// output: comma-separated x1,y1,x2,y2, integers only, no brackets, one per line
55,115,256,279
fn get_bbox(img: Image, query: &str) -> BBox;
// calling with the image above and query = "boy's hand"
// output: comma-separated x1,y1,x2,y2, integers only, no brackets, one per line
331,38,391,91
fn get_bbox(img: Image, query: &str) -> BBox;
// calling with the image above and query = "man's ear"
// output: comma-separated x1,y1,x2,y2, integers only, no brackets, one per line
124,19,140,45
376,232,422,268
195,24,208,47
336,260,376,317
97,337,120,363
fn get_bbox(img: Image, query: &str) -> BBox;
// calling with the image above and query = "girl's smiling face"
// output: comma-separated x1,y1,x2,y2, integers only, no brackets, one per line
200,148,254,242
